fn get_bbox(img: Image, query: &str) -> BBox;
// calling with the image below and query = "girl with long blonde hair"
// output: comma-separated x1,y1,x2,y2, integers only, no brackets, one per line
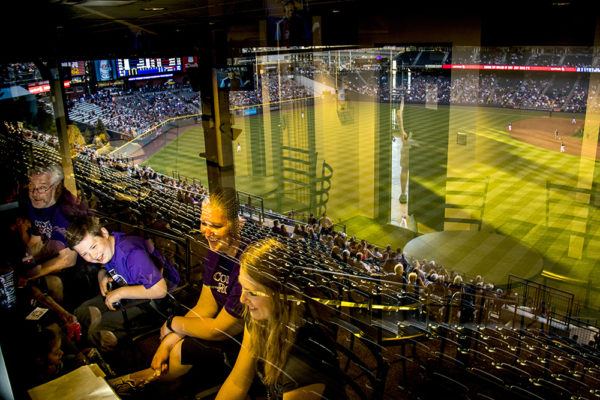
216,237,340,400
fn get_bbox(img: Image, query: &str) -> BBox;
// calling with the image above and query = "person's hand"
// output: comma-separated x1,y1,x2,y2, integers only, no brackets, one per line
99,276,111,296
104,289,122,311
150,344,171,376
15,218,31,243
60,312,78,325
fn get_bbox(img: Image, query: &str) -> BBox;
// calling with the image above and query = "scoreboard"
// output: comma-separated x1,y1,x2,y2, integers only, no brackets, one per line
116,58,182,77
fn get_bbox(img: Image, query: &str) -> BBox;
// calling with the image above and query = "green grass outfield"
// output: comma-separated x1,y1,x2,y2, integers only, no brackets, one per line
143,99,600,312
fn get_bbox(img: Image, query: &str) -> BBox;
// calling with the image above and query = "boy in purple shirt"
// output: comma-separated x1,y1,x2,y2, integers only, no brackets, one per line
66,216,179,353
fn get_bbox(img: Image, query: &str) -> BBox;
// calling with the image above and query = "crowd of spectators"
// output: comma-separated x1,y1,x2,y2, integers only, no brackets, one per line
75,144,207,206
68,85,201,136
228,71,313,108
371,70,589,112
267,210,500,314
0,62,41,85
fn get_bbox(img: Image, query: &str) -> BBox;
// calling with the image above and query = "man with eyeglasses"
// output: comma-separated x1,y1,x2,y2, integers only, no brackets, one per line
19,163,91,308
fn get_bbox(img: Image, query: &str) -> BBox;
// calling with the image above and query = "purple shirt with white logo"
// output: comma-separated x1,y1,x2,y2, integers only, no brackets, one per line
202,249,244,319
29,203,69,254
105,232,178,290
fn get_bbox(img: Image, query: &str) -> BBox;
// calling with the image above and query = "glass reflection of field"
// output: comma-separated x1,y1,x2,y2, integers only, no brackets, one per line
143,100,600,305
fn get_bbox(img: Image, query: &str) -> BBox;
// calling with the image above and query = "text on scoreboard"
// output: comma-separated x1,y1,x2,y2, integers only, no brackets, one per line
116,58,182,77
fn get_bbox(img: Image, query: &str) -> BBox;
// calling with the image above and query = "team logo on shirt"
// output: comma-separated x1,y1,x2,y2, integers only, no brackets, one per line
34,220,53,241
213,271,229,294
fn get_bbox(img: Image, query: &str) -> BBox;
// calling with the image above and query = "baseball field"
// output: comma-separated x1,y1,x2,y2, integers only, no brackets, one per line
142,97,600,310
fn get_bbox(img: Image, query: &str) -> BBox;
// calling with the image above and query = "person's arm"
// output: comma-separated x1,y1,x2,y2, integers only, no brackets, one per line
104,278,168,310
28,235,45,256
167,285,244,341
29,284,77,325
28,247,78,280
15,218,45,256
216,326,256,400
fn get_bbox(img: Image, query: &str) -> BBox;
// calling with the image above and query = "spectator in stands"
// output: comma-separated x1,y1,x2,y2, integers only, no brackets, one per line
395,247,410,270
330,245,342,262
381,255,397,274
333,232,346,249
108,188,245,392
362,243,375,260
372,246,383,260
306,226,318,241
321,233,334,248
66,216,180,353
318,212,334,236
384,244,392,255
271,219,281,235
285,212,294,225
391,263,407,284
280,224,291,238
292,224,303,239
357,253,378,274
407,272,423,296
216,238,341,399
19,162,92,308
307,212,318,226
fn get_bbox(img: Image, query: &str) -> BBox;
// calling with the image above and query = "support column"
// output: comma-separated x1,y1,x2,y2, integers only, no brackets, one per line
568,22,600,259
198,28,236,193
48,60,76,194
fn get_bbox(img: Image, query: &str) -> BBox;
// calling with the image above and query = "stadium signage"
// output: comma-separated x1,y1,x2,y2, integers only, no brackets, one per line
442,64,580,73
97,81,124,88
27,81,71,94
127,73,173,81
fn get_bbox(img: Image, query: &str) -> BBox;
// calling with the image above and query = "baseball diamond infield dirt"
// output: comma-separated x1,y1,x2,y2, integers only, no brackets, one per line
508,116,600,159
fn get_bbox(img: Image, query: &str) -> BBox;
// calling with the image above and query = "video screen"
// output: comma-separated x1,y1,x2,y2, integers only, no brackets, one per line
94,59,117,82
216,66,254,91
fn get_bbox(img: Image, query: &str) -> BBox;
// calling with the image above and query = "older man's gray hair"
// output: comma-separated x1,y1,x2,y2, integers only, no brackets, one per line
28,163,64,185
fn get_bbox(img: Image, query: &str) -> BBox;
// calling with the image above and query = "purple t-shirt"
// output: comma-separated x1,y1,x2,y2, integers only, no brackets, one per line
202,249,244,319
105,232,178,290
29,203,69,254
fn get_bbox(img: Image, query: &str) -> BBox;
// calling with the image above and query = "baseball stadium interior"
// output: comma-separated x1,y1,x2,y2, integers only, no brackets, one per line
2,0,600,399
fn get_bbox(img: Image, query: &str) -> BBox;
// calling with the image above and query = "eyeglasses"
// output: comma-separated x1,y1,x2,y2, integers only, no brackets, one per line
29,184,55,194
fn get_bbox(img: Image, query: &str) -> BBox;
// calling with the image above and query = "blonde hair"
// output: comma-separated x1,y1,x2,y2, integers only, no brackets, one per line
240,238,306,386
394,263,404,276
408,272,418,284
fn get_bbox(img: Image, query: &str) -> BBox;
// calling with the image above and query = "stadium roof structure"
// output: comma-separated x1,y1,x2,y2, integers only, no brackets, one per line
0,0,599,62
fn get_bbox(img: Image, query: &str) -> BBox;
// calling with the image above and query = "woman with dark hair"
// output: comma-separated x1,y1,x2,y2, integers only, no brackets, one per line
216,238,341,399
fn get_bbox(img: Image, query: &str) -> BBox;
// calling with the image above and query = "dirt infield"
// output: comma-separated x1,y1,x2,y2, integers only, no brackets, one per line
508,116,600,158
